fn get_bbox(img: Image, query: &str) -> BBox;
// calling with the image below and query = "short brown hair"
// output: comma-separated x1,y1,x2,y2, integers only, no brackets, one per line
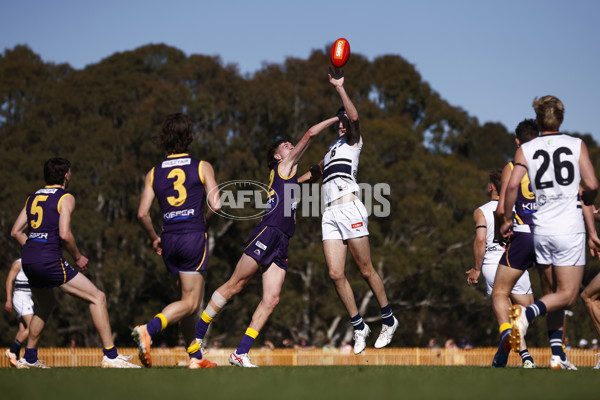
532,96,564,132
489,168,503,194
160,113,194,153
44,158,71,185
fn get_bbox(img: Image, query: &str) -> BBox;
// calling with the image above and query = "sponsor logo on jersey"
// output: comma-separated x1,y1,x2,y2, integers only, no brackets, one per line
28,232,48,240
164,209,195,221
256,241,267,250
351,222,363,229
36,188,58,194
254,249,261,256
162,158,191,168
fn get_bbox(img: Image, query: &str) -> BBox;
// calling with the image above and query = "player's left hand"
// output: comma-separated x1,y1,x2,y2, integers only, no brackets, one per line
153,237,163,256
466,268,480,285
328,67,344,87
75,255,89,271
588,235,600,260
4,300,12,313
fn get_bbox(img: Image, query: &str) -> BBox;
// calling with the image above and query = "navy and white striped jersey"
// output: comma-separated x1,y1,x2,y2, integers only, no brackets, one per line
322,135,362,204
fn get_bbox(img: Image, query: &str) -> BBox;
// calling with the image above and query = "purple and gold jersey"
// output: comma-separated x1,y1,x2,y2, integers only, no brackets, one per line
151,154,207,234
21,186,70,263
256,164,298,238
509,161,537,231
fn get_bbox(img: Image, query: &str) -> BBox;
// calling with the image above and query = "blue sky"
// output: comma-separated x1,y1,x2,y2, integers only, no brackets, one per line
2,0,600,142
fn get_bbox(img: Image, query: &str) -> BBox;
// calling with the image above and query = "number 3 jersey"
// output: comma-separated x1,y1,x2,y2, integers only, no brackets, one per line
322,135,362,204
521,133,583,235
22,186,69,263
151,153,207,234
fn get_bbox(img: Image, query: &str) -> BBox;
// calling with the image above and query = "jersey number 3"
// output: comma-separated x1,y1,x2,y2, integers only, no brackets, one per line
167,168,188,206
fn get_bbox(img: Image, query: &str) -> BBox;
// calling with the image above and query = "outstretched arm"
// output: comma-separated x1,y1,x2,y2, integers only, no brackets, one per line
298,160,325,184
279,117,339,177
329,67,360,142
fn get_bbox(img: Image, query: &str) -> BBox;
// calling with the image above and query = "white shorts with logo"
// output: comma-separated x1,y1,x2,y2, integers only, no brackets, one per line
481,263,532,295
13,290,34,318
322,200,369,241
534,233,586,266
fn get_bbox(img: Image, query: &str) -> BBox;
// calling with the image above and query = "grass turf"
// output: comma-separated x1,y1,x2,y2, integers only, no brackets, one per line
1,366,598,400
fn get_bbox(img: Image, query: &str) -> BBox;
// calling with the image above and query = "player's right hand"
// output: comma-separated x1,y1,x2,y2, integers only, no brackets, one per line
76,255,89,271
152,237,162,256
4,300,12,313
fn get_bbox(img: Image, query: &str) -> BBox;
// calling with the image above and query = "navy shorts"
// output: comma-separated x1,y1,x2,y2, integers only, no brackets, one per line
161,231,209,275
499,231,535,271
243,226,289,270
22,258,78,288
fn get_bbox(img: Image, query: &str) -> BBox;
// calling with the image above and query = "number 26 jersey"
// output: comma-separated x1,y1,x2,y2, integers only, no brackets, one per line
521,133,583,235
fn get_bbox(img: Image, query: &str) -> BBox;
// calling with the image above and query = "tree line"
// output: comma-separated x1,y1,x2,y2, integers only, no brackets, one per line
1,43,599,349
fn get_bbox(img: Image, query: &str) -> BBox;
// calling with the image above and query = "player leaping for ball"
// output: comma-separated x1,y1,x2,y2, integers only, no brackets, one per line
300,68,398,354
194,115,340,367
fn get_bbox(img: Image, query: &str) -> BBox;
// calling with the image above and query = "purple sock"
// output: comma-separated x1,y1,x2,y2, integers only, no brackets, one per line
24,348,38,364
146,317,163,337
196,319,210,340
236,334,255,355
103,346,118,359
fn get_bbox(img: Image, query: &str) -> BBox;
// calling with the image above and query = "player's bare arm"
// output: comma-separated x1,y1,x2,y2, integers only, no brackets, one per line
467,208,486,285
501,149,527,237
579,141,599,205
138,170,162,255
10,206,29,247
282,116,340,179
4,260,20,313
329,67,361,143
298,159,324,184
496,163,512,219
202,161,221,225
59,194,88,271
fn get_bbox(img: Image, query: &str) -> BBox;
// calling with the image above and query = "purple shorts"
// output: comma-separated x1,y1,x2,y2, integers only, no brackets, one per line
22,258,78,288
499,231,535,271
243,226,289,270
161,231,209,275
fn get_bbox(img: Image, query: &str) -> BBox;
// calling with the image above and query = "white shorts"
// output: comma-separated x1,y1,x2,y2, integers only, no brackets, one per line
481,263,532,295
322,200,369,241
13,290,34,318
534,233,586,266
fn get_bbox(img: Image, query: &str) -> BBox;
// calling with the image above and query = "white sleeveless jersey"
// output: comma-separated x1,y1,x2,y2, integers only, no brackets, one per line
521,133,584,235
478,200,504,265
322,135,362,204
14,258,30,291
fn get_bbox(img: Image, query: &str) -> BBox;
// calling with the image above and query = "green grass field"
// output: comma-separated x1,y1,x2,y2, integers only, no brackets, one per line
1,366,598,400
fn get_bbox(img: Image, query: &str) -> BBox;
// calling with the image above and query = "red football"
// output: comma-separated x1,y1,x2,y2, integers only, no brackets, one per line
330,38,350,68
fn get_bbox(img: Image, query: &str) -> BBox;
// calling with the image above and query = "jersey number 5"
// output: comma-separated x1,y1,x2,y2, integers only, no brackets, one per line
30,195,48,229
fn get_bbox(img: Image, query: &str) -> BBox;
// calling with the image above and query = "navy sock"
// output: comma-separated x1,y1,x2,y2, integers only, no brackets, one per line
519,349,533,363
525,301,547,322
380,304,395,326
350,314,365,331
24,348,38,364
103,346,118,359
9,339,22,357
548,329,565,360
